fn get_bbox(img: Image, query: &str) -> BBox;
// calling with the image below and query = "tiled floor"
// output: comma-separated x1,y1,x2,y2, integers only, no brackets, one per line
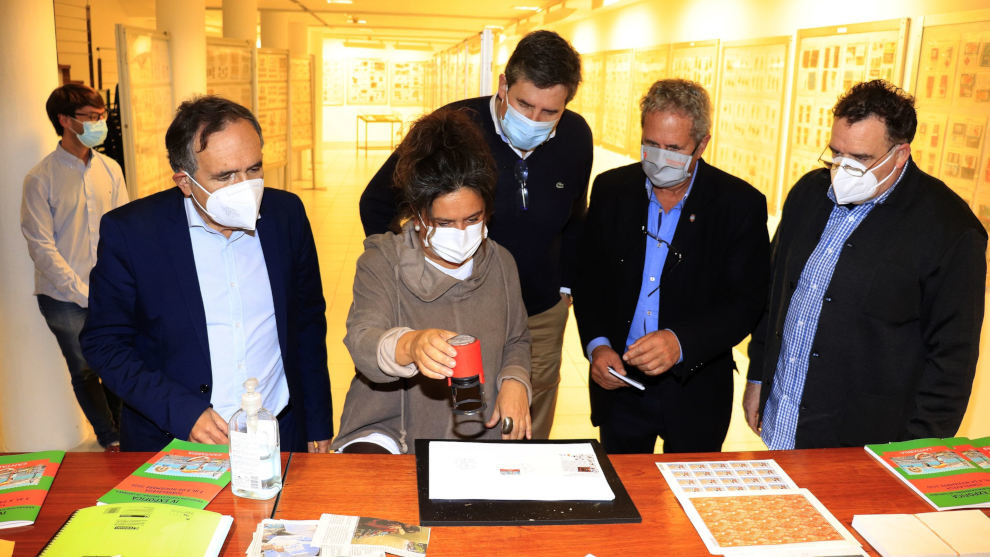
72,146,767,454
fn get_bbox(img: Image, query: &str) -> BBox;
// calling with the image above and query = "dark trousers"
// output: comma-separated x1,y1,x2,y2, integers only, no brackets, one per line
37,294,121,447
595,364,733,454
276,403,309,452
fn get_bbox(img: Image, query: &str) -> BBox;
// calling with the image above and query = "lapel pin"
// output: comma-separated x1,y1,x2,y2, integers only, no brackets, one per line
689,214,696,222
555,182,565,189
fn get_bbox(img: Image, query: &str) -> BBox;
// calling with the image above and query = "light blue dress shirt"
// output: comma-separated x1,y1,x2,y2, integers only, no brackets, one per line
760,165,907,449
585,172,695,360
184,198,289,422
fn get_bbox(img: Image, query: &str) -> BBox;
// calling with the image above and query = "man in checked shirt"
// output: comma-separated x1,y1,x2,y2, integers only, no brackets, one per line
746,80,987,449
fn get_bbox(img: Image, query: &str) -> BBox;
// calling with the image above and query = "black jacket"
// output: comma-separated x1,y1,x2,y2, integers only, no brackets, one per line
574,161,770,424
748,161,987,448
359,96,593,317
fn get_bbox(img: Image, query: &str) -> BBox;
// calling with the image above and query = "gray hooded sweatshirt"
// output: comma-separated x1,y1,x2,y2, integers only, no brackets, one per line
332,222,532,454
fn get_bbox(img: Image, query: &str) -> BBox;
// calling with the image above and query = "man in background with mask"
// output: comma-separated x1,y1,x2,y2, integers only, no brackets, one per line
81,96,333,452
21,83,128,451
574,79,769,453
360,30,592,440
745,80,987,449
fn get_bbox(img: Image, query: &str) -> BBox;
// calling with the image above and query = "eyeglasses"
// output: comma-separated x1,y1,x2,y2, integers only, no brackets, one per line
73,111,107,122
514,159,529,211
818,144,898,177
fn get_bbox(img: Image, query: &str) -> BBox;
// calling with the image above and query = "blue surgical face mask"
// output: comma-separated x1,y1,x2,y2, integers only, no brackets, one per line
499,96,557,151
75,119,108,148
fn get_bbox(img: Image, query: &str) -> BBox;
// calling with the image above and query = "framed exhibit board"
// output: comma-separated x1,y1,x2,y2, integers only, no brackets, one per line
290,56,315,190
467,36,482,99
442,50,456,106
206,37,253,109
671,40,721,163
626,45,671,159
784,19,909,198
600,50,633,153
575,53,604,146
912,9,990,233
322,58,346,106
290,57,313,150
257,48,289,169
114,25,174,200
348,58,388,105
391,60,426,107
671,40,720,94
714,36,791,215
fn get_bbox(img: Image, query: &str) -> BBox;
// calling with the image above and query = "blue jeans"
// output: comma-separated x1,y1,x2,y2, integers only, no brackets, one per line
37,295,120,447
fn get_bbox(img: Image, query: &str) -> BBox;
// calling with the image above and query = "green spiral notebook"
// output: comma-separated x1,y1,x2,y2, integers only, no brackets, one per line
40,502,231,557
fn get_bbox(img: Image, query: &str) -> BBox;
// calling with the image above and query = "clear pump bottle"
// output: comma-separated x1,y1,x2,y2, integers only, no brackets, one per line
228,378,282,500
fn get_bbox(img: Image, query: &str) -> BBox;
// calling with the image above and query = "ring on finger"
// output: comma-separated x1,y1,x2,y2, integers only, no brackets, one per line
501,416,514,434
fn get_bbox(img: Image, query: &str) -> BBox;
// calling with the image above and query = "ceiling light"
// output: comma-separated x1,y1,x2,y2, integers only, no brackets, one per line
327,0,353,3
513,6,542,11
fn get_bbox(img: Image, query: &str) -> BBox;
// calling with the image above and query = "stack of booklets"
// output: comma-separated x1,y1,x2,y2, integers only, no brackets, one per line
0,450,64,528
864,436,990,510
39,502,231,557
246,514,430,557
98,439,231,508
657,460,865,556
852,509,990,556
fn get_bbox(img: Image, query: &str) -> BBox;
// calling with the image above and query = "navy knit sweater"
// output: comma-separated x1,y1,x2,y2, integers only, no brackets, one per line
359,96,594,317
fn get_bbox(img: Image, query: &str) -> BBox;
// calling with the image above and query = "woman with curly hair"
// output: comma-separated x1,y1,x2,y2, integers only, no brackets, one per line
331,108,532,454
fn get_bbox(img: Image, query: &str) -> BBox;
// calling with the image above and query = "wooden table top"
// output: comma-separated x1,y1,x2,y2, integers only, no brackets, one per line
3,447,976,556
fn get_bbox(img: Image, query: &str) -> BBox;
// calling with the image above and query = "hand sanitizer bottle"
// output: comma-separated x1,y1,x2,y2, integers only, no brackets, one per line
228,378,282,500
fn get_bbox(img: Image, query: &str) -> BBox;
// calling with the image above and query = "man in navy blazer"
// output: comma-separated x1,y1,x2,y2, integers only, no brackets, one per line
81,96,332,452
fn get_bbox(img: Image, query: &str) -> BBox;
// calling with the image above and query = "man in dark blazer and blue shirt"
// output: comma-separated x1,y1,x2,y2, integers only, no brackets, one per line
81,96,333,452
574,79,770,454
745,80,986,449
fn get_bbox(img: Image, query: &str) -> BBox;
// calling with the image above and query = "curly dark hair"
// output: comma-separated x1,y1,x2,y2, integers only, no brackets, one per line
393,108,496,222
505,30,582,103
833,80,917,144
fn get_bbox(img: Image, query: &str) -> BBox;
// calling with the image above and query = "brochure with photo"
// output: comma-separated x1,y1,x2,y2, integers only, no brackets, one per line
0,450,64,529
247,515,430,557
98,439,231,509
865,436,990,510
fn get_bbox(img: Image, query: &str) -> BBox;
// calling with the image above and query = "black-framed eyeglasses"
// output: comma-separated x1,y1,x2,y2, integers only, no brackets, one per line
73,111,107,122
817,144,899,178
514,159,529,211
643,228,684,268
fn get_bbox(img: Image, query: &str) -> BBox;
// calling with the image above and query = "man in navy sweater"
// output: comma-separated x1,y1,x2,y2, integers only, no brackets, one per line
359,30,593,439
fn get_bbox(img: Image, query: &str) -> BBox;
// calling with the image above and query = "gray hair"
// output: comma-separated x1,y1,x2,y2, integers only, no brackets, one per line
165,95,264,175
640,79,712,145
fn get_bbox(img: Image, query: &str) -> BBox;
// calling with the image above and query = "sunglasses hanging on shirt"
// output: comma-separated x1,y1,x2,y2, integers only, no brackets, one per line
514,159,529,211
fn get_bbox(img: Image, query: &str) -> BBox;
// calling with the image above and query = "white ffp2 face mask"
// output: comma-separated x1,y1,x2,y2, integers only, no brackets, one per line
422,220,487,265
185,171,264,230
831,149,897,205
641,144,694,188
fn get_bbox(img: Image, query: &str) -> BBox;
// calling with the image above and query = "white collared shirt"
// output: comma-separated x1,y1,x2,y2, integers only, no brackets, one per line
183,198,289,422
20,144,128,307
